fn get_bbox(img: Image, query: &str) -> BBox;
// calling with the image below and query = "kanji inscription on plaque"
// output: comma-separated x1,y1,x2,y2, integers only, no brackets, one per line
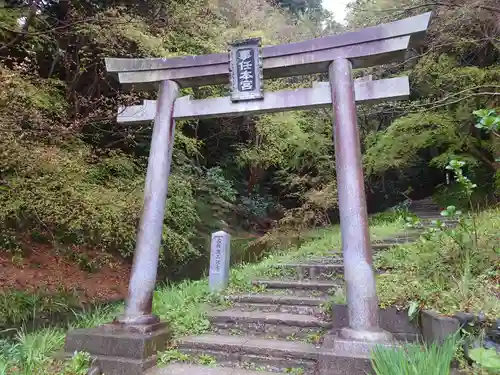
229,38,263,102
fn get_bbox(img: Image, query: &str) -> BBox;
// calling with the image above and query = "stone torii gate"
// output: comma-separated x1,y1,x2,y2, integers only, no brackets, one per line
65,12,432,375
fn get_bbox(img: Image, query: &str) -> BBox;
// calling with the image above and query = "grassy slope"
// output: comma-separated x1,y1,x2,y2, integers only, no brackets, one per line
1,208,498,374
376,208,499,317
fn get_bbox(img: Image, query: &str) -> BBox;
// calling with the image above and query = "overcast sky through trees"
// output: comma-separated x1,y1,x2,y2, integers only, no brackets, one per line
323,0,351,24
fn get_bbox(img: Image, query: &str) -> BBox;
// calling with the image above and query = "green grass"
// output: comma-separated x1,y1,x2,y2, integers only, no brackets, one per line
0,304,118,375
370,332,460,375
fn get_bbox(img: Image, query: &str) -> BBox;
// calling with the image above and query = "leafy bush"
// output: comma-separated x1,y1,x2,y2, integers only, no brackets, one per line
369,204,416,226
204,167,237,203
240,194,274,218
0,139,201,268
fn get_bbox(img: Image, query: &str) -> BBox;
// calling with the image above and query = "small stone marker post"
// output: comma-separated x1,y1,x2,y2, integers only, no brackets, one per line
209,231,231,292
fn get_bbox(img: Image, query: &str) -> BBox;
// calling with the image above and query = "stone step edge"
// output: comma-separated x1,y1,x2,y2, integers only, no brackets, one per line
252,280,339,290
177,334,319,361
328,241,414,254
273,263,343,269
208,310,332,328
177,349,316,373
146,363,277,375
226,294,327,306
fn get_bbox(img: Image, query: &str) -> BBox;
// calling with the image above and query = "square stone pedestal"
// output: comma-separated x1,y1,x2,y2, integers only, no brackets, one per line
65,321,170,375
318,332,398,375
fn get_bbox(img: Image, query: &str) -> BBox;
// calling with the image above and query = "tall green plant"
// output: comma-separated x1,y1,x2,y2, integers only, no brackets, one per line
371,333,460,375
423,159,480,305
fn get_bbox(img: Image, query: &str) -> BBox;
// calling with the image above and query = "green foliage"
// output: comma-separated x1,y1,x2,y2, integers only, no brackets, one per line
446,160,478,196
363,111,463,175
0,231,22,255
0,291,78,329
377,207,499,316
158,349,191,365
0,0,338,283
152,280,212,337
370,333,460,375
0,139,201,268
0,221,404,375
0,66,67,136
426,161,479,275
240,195,274,218
378,161,499,316
0,330,94,375
0,328,65,375
58,351,92,375
237,111,331,171
203,167,237,203
351,0,499,203
432,183,488,212
474,109,500,134
468,348,500,372
369,203,416,226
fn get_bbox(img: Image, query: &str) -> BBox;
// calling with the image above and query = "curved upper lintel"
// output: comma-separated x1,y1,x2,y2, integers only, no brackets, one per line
115,35,411,90
105,12,432,74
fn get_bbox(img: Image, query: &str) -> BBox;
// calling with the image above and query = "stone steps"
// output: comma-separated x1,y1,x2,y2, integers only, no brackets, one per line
326,241,414,256
416,215,458,221
274,234,426,281
146,363,277,375
176,334,318,374
252,280,341,298
208,309,331,340
226,294,327,315
373,234,422,242
302,256,343,264
275,263,344,281
153,228,436,374
229,302,321,315
146,363,278,375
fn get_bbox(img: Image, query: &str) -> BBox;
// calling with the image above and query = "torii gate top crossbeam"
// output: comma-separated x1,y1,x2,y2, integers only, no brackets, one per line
105,12,432,90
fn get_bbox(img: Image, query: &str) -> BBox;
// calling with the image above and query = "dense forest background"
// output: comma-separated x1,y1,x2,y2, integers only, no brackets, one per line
0,0,498,297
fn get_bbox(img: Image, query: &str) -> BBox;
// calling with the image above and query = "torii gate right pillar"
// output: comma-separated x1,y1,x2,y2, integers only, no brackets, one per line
329,58,392,342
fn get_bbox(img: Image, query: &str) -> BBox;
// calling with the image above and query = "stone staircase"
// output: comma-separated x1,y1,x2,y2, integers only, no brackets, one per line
147,198,447,375
408,197,458,227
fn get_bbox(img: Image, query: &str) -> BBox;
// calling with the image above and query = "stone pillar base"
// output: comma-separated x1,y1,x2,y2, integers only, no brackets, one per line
340,326,394,343
318,331,399,375
64,321,170,375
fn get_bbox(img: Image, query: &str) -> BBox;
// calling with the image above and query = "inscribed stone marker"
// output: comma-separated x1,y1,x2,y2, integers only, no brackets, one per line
209,231,231,292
